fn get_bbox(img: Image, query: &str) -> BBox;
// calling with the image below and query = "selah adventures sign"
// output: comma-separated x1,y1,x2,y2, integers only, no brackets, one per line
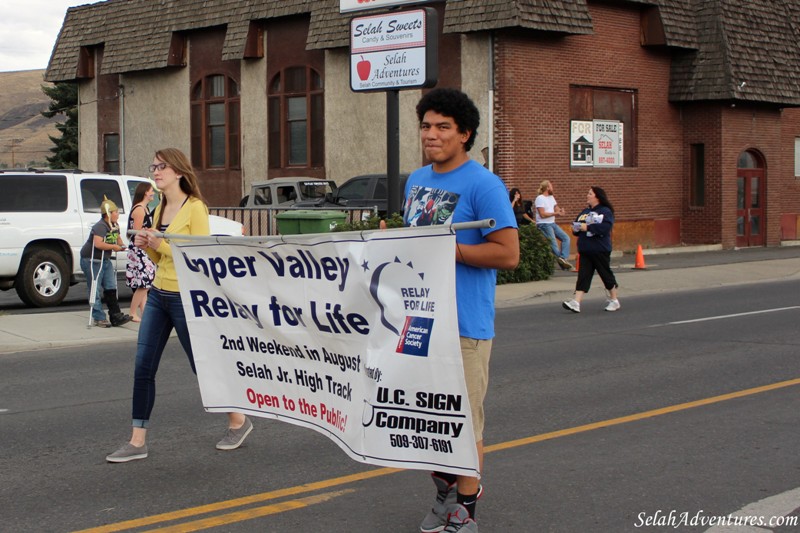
173,227,479,476
350,8,438,92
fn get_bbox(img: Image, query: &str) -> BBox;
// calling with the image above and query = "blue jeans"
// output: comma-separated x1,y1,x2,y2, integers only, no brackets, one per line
131,288,196,428
537,223,571,260
80,257,117,321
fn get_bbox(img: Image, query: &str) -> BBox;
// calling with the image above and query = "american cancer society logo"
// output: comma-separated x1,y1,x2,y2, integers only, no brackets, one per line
395,316,434,356
368,256,436,357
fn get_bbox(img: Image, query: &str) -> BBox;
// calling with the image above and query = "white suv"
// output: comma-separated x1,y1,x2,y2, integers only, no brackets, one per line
0,169,242,307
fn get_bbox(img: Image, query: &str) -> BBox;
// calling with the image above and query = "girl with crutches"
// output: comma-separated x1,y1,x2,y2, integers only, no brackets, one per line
79,196,132,327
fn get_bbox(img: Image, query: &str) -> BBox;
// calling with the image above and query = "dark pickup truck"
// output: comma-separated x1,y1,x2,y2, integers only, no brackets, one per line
293,173,409,216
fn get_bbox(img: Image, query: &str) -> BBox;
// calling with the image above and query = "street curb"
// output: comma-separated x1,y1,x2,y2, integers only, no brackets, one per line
639,244,723,255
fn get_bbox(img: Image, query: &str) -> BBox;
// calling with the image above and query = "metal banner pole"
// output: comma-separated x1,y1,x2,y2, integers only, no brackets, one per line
129,218,495,245
386,89,401,216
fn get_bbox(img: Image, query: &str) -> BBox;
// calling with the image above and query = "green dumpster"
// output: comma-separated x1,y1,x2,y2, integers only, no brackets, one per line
276,210,347,235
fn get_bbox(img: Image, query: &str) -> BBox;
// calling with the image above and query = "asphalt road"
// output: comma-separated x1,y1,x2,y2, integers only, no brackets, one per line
1,280,799,532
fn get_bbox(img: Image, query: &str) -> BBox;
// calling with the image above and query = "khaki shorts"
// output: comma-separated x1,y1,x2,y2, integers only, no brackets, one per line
460,336,492,442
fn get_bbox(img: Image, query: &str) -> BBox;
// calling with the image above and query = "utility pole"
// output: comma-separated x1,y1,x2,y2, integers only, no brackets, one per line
7,138,23,168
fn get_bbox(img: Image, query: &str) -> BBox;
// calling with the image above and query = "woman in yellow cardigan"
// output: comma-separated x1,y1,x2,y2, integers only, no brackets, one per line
106,148,253,463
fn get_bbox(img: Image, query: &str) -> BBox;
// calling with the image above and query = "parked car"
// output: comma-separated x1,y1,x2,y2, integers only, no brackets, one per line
239,177,338,208
299,173,409,216
209,214,245,236
0,169,242,307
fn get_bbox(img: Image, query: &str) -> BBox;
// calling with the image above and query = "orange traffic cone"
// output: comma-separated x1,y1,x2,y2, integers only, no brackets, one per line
634,244,646,269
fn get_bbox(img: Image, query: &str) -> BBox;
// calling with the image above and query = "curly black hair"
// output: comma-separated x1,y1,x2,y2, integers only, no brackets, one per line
416,88,480,152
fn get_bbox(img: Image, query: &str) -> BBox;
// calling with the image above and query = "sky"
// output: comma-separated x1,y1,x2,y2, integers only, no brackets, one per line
0,1,94,73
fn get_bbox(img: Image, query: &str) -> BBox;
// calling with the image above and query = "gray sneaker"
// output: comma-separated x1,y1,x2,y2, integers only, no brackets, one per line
420,474,457,532
93,319,112,328
562,299,580,313
420,478,483,533
442,503,478,532
216,416,253,450
106,442,148,463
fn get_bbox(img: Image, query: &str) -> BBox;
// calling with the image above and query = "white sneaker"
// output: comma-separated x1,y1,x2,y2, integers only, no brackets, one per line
562,299,580,313
605,299,621,312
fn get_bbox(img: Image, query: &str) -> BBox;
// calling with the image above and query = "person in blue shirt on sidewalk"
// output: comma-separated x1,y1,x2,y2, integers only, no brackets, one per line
562,186,621,313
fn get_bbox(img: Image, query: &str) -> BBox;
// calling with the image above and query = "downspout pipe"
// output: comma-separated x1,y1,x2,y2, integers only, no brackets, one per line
488,32,495,172
118,84,125,174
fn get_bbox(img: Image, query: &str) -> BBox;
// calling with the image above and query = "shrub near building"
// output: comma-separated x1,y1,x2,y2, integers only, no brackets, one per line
497,224,554,285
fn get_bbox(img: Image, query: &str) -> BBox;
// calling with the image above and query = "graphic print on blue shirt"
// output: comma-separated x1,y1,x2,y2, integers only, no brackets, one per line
404,186,460,227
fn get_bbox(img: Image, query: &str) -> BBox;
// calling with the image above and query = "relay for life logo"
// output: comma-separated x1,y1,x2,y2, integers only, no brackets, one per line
368,255,435,356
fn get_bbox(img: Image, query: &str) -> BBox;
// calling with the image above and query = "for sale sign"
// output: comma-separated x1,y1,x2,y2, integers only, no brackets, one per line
592,120,621,167
350,8,438,92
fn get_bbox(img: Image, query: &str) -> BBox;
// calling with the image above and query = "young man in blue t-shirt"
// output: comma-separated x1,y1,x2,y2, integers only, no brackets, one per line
403,88,519,532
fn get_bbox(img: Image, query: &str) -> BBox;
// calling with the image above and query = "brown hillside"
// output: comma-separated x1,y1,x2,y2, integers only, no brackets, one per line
0,70,60,168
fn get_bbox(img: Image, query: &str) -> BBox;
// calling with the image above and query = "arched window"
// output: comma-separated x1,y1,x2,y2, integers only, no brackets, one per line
737,150,762,169
268,66,324,169
190,74,240,169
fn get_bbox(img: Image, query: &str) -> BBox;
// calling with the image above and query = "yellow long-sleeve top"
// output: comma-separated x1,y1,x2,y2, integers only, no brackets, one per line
146,196,209,292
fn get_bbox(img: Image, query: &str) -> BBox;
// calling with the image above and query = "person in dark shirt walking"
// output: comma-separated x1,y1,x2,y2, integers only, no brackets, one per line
562,186,620,313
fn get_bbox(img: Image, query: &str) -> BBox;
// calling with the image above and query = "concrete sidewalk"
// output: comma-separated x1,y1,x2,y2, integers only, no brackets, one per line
1,245,798,355
496,245,800,308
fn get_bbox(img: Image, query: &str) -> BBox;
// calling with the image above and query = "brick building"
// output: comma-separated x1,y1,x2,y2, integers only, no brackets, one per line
45,0,800,250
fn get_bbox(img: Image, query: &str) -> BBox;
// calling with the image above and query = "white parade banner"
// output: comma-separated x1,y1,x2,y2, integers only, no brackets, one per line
172,227,479,476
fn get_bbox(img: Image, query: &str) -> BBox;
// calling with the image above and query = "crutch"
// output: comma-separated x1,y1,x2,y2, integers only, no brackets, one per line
86,240,104,329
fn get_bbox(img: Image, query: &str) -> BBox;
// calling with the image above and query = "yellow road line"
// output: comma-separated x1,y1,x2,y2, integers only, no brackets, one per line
485,377,800,453
75,470,396,533
77,377,800,532
146,490,355,532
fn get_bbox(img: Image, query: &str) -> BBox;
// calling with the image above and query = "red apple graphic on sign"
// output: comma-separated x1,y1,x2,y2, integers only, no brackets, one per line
357,55,371,81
